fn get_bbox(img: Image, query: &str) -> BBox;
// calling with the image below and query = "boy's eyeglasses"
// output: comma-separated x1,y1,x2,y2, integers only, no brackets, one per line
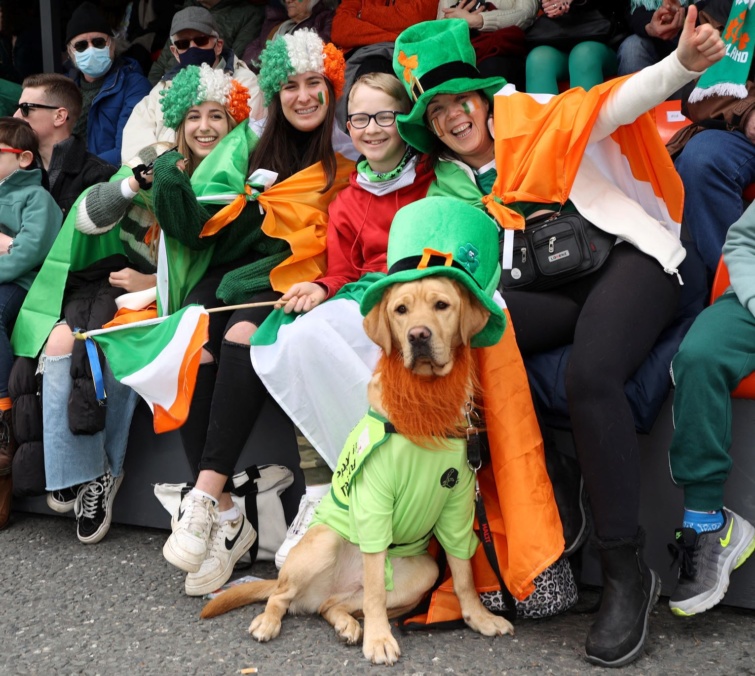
172,35,215,51
347,111,402,129
17,102,60,117
71,37,109,52
0,148,23,154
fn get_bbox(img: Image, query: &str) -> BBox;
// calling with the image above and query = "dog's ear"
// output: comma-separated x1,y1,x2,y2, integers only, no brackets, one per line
458,292,490,346
363,294,394,355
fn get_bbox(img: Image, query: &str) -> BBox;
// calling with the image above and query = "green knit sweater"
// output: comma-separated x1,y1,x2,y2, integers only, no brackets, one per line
152,151,290,303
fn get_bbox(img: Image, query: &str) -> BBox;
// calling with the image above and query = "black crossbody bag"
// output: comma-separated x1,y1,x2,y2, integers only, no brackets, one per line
498,211,616,292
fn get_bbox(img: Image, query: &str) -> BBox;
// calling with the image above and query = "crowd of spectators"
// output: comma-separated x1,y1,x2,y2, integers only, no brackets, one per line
0,0,753,670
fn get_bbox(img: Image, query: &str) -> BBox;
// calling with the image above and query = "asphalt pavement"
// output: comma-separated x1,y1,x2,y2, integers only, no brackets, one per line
2,512,755,675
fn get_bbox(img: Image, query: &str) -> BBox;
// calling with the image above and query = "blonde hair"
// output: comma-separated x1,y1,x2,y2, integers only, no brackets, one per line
347,72,411,114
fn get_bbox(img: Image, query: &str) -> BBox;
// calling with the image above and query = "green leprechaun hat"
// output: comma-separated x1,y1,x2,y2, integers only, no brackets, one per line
360,197,505,348
392,19,506,154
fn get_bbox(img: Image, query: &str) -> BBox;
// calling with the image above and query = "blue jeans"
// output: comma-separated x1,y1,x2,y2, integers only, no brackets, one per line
43,353,139,490
0,283,27,397
616,34,677,75
674,129,755,272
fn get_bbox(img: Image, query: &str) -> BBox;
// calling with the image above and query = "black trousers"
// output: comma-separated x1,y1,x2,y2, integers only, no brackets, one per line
503,243,681,539
179,270,281,486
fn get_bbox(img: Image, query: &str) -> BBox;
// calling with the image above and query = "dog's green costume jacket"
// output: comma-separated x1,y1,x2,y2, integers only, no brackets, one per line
310,409,479,589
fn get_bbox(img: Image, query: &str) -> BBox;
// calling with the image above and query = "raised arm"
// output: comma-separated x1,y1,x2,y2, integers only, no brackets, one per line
151,150,214,250
590,6,724,142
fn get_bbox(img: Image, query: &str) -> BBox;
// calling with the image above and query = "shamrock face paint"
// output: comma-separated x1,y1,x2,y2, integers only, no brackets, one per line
425,91,494,169
279,71,329,132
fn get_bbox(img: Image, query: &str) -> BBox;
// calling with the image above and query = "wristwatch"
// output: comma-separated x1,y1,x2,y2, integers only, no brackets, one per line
7,239,13,254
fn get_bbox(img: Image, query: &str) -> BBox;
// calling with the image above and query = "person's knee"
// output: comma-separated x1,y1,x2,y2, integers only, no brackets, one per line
44,324,75,357
224,321,256,345
565,358,618,403
616,35,655,75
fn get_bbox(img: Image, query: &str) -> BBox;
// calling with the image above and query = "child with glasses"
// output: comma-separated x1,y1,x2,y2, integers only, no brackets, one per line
251,73,440,567
0,117,63,529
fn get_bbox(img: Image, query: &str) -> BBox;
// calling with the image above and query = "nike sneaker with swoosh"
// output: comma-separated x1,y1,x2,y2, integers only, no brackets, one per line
184,514,256,596
163,492,218,573
668,508,755,616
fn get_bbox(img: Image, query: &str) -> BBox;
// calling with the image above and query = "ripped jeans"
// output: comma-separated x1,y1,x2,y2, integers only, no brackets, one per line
42,353,139,490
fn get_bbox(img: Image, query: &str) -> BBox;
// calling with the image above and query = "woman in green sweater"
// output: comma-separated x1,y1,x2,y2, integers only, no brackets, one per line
159,30,352,597
39,64,252,547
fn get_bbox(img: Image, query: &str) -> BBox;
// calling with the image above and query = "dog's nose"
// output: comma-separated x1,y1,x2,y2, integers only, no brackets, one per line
408,326,432,345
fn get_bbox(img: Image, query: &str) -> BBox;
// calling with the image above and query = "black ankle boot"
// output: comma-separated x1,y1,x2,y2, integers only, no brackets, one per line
585,529,660,667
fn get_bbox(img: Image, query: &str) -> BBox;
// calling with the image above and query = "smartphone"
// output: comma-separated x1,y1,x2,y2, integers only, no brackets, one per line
451,0,486,10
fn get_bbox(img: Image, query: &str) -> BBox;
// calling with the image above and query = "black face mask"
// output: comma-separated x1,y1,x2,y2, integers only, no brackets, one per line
178,46,217,68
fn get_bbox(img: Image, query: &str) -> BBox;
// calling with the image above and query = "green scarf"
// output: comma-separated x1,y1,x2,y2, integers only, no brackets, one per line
689,0,755,102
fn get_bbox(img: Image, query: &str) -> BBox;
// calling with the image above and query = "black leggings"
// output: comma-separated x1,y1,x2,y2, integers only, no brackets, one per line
179,279,281,487
503,244,680,539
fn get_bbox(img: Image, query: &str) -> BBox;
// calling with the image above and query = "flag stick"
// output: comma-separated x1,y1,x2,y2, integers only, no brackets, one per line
206,300,280,313
73,300,283,340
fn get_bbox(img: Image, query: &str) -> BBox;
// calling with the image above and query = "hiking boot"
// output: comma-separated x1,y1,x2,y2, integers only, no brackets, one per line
668,508,755,617
0,474,10,529
0,408,17,474
74,472,124,544
585,529,661,668
47,485,83,513
184,514,256,596
163,491,217,573
0,408,17,528
275,490,324,569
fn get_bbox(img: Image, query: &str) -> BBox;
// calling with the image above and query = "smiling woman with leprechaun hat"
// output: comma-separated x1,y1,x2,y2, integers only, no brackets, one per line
391,11,724,668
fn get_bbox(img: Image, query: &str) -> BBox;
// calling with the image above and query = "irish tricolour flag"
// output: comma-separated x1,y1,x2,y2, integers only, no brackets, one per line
83,305,209,434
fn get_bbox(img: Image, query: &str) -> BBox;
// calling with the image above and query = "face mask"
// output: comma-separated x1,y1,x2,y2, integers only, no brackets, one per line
75,46,112,79
178,46,217,68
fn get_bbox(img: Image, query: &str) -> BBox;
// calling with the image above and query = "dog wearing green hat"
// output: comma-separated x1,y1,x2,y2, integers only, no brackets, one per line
200,197,512,664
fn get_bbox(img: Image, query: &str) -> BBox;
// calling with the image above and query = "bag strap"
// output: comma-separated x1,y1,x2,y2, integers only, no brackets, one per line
466,404,518,623
231,465,261,564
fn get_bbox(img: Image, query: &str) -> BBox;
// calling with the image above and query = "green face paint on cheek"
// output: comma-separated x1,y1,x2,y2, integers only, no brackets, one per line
318,91,325,105
462,100,477,115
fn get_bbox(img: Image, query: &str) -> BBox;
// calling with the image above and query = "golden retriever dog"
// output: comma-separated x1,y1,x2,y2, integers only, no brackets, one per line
200,277,514,665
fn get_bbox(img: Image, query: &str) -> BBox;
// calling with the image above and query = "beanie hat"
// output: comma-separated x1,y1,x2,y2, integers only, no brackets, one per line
257,29,345,106
392,19,505,154
170,6,220,38
160,63,251,130
361,197,506,348
65,2,113,44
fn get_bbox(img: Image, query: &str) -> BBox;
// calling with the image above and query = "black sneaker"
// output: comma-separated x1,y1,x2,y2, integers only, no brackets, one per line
74,472,124,544
46,485,83,513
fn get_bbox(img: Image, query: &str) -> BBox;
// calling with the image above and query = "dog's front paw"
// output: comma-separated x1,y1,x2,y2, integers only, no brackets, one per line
465,608,514,637
363,630,401,665
248,612,282,642
334,614,362,645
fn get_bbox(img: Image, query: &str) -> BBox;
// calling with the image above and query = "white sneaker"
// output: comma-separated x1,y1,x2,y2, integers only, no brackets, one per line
163,492,217,573
184,514,256,597
274,489,326,569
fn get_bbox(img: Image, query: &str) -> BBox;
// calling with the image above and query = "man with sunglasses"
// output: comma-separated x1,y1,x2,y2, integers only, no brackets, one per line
65,2,151,166
121,6,262,163
14,73,116,216
147,0,265,87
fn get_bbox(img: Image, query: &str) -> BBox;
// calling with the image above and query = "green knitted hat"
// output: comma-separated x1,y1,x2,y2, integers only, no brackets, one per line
360,197,505,348
392,19,505,154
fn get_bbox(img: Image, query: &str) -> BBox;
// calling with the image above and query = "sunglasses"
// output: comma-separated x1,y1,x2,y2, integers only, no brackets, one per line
71,37,109,52
347,111,402,129
172,35,215,51
17,102,60,117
